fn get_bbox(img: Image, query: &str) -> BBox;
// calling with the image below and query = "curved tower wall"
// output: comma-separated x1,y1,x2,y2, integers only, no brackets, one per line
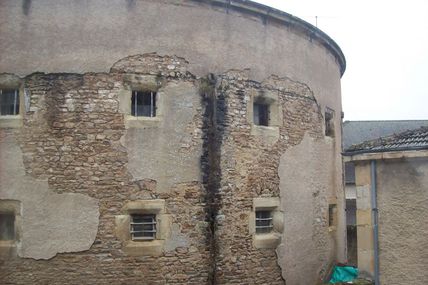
0,1,346,284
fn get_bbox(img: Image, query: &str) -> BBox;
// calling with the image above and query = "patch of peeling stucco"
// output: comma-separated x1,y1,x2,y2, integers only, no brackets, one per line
0,129,99,260
277,134,336,284
124,81,203,192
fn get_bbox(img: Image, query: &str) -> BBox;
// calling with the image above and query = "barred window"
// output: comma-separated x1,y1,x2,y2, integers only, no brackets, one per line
0,89,19,116
130,214,156,241
131,91,156,117
255,210,273,234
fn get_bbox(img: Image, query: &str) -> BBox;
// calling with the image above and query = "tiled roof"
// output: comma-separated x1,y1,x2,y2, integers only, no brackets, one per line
343,120,428,149
344,127,428,155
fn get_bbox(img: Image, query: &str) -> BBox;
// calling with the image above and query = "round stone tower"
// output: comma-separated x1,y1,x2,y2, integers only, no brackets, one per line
0,1,345,284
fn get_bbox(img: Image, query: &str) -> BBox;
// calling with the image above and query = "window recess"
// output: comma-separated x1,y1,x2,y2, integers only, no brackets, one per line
253,102,269,126
0,213,15,241
325,107,335,137
329,204,337,227
131,91,156,117
250,198,283,249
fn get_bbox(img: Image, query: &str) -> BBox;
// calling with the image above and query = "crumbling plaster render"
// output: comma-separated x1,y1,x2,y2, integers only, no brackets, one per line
211,70,345,284
0,0,343,121
123,81,203,192
0,130,99,260
277,134,340,285
0,0,347,283
0,49,345,283
0,55,212,284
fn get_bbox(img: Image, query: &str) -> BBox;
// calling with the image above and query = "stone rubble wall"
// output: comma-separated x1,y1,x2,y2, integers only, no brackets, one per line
211,70,328,284
0,54,336,284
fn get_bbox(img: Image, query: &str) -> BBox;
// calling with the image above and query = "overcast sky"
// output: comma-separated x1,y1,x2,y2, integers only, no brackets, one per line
254,0,428,121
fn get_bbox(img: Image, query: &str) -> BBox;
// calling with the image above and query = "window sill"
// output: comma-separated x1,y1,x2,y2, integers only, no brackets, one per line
0,241,17,258
250,125,279,143
0,116,22,128
123,240,164,256
0,240,15,247
125,115,162,129
253,233,281,249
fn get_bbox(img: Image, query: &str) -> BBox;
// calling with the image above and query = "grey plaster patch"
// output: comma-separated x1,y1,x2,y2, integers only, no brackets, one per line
124,81,202,192
0,130,99,260
164,223,190,252
277,134,337,285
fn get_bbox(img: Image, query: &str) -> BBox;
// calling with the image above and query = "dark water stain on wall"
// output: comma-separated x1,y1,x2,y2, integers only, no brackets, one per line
200,74,227,284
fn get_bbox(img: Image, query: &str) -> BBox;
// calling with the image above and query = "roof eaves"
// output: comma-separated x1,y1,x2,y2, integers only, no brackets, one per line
342,145,428,156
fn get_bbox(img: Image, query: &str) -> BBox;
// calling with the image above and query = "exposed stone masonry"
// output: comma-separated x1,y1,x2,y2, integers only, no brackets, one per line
211,71,324,284
1,55,210,284
1,54,327,284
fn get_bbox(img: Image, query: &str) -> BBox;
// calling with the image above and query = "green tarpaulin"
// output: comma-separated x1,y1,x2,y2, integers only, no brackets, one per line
329,265,359,284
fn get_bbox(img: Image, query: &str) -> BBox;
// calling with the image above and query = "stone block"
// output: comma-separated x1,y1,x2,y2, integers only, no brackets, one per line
253,233,281,249
355,162,371,186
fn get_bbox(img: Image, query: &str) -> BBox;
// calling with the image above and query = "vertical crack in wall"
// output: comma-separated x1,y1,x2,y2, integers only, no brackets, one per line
200,75,226,285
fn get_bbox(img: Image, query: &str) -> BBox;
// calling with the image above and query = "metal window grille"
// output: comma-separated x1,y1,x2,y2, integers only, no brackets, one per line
130,214,156,241
0,213,15,240
255,210,273,234
253,102,269,126
131,91,156,117
0,89,19,116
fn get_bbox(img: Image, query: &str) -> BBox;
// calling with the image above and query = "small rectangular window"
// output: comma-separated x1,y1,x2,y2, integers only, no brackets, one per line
0,89,19,116
325,108,335,137
255,210,273,234
253,102,269,126
130,214,156,241
131,91,156,117
0,213,15,240
328,204,337,227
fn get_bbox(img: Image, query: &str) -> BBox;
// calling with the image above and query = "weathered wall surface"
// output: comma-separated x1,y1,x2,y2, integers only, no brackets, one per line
210,71,344,284
124,81,202,192
0,0,344,123
0,130,99,260
0,53,345,284
354,161,375,276
0,56,212,284
0,0,346,283
278,134,337,285
377,159,428,285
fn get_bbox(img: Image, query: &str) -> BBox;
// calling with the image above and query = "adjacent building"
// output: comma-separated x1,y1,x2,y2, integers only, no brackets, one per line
343,126,428,284
343,120,428,265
